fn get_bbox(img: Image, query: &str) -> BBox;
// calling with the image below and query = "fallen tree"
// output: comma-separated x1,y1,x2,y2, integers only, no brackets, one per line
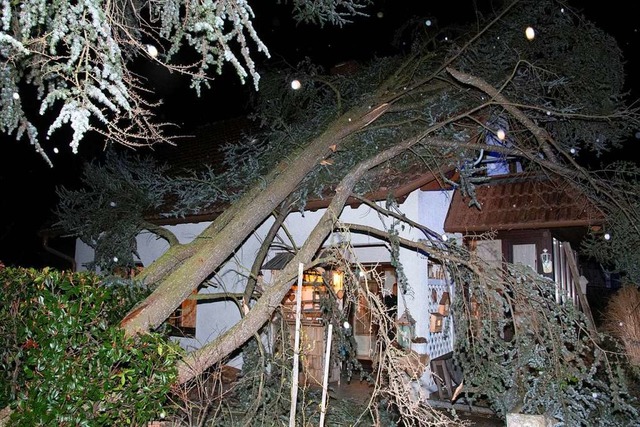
52,0,640,424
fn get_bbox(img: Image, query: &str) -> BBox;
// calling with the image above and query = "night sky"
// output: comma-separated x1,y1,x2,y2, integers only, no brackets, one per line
0,0,638,269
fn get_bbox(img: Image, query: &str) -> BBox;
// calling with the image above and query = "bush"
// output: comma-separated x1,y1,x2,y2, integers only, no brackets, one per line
0,266,182,426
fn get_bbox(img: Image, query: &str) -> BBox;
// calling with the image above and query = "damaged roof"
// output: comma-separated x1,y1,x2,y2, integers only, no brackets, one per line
443,174,605,233
148,118,603,235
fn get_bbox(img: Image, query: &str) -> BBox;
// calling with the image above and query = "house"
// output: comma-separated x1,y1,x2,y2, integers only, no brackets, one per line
71,119,604,399
444,173,605,317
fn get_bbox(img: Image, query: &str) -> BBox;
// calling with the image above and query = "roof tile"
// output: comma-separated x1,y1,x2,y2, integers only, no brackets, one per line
444,174,604,233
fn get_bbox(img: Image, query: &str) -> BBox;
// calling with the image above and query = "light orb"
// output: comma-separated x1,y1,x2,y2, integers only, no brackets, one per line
291,79,301,90
146,44,158,58
525,27,535,41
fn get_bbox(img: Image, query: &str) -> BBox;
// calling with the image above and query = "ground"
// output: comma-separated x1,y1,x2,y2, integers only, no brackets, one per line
327,376,504,426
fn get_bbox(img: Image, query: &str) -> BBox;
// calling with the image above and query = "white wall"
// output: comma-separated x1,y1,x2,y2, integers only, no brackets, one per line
397,190,454,351
74,187,456,370
75,217,276,368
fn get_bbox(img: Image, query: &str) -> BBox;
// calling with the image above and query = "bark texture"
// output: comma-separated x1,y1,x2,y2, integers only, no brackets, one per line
176,133,424,383
121,115,364,336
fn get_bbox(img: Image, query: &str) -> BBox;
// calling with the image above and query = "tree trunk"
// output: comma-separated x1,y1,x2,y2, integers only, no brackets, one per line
176,134,426,383
120,104,391,337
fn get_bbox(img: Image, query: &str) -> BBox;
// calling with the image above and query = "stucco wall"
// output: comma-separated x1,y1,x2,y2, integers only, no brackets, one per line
74,187,455,366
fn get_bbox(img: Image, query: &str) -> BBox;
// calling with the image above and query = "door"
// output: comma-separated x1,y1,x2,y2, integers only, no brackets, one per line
352,279,379,360
501,229,553,276
351,265,397,359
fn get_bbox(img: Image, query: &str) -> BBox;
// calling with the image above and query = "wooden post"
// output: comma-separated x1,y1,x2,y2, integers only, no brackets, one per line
319,323,334,427
289,263,304,427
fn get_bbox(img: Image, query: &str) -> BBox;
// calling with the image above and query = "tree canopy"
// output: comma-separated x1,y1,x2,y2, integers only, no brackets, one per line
25,0,640,424
0,0,371,166
56,0,640,273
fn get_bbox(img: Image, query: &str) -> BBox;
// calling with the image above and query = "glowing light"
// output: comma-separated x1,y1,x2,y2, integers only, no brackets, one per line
146,44,158,58
425,19,432,27
525,27,535,41
53,147,59,154
496,129,506,140
570,148,576,154
110,201,117,207
12,92,19,100
113,257,119,262
377,11,384,18
604,233,611,241
343,321,351,329
290,79,301,90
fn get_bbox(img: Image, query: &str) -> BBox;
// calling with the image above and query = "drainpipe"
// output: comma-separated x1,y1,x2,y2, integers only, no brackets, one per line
41,234,76,271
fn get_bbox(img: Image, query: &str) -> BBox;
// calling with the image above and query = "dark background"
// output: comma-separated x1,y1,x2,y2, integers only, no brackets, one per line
0,1,637,269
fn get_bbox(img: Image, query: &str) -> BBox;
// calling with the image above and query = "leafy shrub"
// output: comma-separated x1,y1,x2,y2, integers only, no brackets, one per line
0,266,182,426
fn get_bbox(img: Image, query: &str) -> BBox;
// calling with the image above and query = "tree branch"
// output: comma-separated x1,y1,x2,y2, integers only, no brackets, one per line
175,129,430,384
446,67,560,163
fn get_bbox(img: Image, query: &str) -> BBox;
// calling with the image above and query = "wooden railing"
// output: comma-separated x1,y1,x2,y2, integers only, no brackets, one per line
552,240,598,335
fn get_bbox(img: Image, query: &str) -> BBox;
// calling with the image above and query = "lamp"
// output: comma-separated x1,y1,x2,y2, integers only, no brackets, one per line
540,249,553,273
397,310,416,349
332,270,344,299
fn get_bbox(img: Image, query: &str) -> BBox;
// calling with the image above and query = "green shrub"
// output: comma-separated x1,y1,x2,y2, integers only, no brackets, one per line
0,266,182,426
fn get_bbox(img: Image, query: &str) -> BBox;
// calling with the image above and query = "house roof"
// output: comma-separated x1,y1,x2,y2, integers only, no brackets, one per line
153,117,260,175
146,118,603,235
443,174,605,233
151,168,450,226
149,157,455,226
